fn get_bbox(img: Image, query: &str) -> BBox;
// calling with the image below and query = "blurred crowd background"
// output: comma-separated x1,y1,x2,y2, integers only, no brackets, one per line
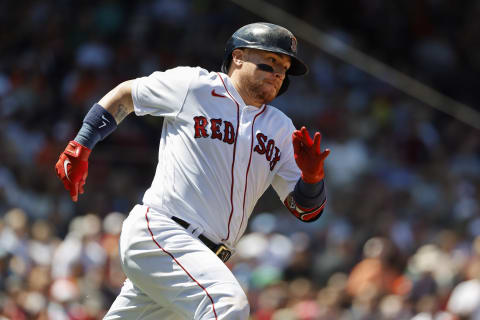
1,0,480,319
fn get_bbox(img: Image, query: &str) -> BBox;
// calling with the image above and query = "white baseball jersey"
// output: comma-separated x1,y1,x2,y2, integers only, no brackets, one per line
131,66,301,248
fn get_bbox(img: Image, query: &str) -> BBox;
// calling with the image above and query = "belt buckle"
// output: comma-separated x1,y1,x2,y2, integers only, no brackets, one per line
215,245,232,263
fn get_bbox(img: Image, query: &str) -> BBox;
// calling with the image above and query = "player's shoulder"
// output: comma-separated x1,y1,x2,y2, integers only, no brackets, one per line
145,66,220,87
185,67,227,91
166,66,222,80
196,67,224,81
167,66,218,76
264,104,294,125
160,66,204,77
141,66,219,79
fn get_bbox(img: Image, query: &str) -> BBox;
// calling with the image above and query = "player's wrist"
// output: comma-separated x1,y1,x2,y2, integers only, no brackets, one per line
74,103,117,150
64,140,91,161
298,178,324,196
294,178,325,207
301,172,324,184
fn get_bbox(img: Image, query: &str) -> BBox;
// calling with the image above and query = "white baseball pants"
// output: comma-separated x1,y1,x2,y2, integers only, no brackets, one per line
104,205,249,320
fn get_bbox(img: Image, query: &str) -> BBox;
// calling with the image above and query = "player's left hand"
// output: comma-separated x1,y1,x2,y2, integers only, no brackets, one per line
292,126,330,183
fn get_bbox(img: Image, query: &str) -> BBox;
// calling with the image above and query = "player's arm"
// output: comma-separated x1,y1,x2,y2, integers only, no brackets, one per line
54,81,134,202
98,80,134,124
284,126,330,222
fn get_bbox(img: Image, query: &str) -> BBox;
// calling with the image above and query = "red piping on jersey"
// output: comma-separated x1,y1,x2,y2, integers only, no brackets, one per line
217,73,240,242
145,207,218,319
235,104,267,243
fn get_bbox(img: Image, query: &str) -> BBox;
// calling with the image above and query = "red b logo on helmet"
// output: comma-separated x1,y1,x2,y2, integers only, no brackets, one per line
290,36,297,53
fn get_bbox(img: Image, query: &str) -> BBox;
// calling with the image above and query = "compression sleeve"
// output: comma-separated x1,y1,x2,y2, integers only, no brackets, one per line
293,179,326,208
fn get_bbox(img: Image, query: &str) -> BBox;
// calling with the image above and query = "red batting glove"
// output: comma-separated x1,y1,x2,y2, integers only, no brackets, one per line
55,141,91,202
292,126,330,183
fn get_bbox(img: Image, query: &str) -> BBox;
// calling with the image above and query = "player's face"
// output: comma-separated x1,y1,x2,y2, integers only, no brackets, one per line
241,49,291,103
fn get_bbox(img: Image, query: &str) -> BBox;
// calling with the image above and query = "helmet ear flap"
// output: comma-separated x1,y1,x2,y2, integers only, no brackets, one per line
221,56,231,74
277,75,289,97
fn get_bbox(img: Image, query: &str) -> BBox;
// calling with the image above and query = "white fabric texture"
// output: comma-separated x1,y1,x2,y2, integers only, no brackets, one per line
104,205,249,320
131,67,301,247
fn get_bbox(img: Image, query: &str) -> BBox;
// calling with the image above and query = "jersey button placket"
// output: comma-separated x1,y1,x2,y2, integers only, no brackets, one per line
232,107,250,243
238,107,253,164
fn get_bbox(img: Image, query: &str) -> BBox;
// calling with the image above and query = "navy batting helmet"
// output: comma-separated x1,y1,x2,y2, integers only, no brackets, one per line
221,22,309,96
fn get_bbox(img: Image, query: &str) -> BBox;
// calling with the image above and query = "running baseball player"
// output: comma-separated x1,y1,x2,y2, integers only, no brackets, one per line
55,22,330,320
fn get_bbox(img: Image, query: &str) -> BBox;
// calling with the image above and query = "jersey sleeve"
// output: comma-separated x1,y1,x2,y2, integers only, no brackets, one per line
132,66,197,118
271,120,301,202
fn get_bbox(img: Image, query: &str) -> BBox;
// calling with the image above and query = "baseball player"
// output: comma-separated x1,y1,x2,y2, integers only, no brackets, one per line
55,22,330,320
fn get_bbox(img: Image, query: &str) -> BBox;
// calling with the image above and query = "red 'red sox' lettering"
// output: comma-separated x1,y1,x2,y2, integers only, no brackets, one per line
254,133,267,154
223,121,234,144
193,116,235,145
194,116,209,138
193,117,280,170
254,133,281,171
210,118,223,140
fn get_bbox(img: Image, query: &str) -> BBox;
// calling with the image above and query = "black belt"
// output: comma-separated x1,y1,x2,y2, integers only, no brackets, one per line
171,216,232,263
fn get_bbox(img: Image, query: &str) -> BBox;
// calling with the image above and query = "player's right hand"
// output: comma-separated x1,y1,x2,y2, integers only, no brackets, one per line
55,140,91,202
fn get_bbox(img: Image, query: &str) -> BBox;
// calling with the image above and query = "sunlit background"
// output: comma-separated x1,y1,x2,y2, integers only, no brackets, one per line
1,1,480,319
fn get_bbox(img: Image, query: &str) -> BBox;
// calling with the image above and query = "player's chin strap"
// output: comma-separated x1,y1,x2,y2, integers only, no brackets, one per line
284,179,326,222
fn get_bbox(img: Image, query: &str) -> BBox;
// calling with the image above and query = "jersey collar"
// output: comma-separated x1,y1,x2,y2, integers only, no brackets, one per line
218,73,247,107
